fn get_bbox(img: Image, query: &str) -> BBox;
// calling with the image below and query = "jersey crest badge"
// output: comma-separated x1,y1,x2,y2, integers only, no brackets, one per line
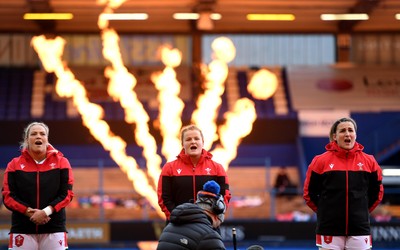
357,162,364,170
15,234,24,247
323,235,332,244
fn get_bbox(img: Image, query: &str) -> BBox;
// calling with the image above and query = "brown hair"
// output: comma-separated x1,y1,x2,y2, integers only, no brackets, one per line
329,117,357,142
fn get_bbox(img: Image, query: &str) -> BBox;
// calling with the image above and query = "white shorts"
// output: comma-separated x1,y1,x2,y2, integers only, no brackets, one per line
316,234,372,250
8,232,68,250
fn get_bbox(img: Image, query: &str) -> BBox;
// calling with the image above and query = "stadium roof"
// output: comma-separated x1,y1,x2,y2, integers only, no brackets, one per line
0,0,399,34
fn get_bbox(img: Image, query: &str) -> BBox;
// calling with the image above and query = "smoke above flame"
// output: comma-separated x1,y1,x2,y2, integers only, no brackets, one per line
31,0,278,218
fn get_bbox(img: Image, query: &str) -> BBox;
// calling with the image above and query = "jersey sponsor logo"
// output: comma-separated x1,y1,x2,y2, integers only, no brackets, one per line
323,235,333,244
15,234,24,247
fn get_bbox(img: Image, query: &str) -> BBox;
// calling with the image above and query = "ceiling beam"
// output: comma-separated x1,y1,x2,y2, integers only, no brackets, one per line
25,0,56,32
338,0,382,32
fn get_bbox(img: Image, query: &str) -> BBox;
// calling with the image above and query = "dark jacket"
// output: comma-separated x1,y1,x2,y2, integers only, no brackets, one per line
157,149,231,219
303,141,383,236
157,203,226,250
2,145,74,234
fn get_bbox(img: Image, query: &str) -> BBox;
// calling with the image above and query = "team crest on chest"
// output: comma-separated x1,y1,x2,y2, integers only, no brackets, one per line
357,162,364,170
177,168,182,174
205,167,211,175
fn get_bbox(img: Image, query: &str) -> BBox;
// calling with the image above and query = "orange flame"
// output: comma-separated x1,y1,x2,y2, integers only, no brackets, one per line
211,98,256,170
191,37,236,149
151,46,185,161
30,0,271,220
96,0,163,217
31,35,164,218
100,28,162,188
248,69,278,100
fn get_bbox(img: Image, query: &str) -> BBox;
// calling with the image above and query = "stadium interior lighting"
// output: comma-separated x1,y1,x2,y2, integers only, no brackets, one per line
173,13,221,20
209,13,221,20
100,13,148,20
382,168,400,176
320,13,369,21
173,13,198,20
23,13,74,20
246,14,295,21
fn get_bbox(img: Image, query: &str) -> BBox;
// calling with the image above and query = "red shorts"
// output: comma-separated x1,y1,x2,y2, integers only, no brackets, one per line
316,234,372,250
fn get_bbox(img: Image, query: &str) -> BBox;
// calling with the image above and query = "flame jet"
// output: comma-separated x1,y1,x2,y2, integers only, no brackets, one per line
98,16,162,187
191,37,236,150
151,46,185,162
31,35,164,218
31,0,278,220
211,98,257,170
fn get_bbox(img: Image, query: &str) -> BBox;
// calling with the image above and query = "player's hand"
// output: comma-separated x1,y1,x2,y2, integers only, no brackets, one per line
30,209,51,225
24,207,36,217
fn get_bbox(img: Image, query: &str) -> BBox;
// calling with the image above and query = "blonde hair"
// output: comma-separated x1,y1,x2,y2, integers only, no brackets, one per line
180,124,204,145
329,117,357,142
20,122,49,150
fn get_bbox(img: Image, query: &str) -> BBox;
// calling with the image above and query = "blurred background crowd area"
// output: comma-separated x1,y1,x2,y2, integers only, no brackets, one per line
0,32,399,223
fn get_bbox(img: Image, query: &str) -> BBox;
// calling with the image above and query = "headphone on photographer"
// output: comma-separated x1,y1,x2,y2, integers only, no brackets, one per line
212,194,226,215
196,191,226,215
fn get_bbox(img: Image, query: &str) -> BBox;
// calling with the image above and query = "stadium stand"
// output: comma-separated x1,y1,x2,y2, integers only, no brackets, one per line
0,63,399,249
